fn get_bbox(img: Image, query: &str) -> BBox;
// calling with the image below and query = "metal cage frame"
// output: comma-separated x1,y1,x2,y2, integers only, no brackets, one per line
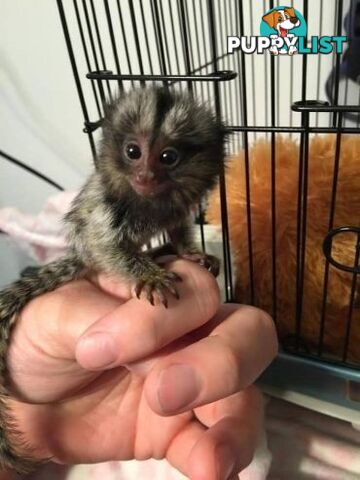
55,0,360,418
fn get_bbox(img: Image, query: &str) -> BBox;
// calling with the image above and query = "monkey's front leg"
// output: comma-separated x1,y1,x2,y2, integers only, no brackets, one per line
133,255,182,308
180,251,220,277
99,246,182,308
168,224,220,277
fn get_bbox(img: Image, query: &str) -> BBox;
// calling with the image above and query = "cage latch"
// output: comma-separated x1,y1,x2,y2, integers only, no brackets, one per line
83,119,103,134
323,226,360,274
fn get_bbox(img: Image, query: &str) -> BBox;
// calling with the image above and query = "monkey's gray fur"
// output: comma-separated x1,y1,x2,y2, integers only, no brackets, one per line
0,87,227,472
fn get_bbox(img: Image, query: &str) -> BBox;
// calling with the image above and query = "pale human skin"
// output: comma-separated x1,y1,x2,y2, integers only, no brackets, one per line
4,260,277,480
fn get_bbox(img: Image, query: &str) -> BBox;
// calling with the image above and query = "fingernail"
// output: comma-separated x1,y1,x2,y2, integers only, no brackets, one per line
216,444,236,480
77,332,117,370
157,364,201,414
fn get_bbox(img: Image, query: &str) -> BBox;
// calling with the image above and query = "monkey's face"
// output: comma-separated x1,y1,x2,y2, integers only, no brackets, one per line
120,134,182,197
100,87,227,207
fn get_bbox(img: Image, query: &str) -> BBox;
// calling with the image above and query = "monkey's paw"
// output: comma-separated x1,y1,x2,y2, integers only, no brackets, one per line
181,252,220,277
134,271,182,308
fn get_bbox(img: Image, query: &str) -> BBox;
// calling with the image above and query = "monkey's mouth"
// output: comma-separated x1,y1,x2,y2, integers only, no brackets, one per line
130,178,170,196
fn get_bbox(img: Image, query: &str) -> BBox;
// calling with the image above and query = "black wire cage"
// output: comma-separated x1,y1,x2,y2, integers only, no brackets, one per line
56,0,360,414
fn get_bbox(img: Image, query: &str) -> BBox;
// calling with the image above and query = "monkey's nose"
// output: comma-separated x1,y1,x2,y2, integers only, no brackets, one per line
136,170,155,183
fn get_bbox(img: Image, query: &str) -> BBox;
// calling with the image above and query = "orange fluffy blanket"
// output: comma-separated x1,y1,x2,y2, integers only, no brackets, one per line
207,135,360,364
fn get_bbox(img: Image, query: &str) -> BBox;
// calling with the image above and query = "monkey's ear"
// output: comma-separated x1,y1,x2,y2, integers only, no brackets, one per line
101,99,121,135
218,121,229,144
262,10,277,29
102,100,118,121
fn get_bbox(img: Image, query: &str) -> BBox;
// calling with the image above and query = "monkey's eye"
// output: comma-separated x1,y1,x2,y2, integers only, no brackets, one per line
160,148,180,168
124,142,142,160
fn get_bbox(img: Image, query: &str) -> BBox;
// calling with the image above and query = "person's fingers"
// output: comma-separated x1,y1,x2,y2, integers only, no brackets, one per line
166,387,264,480
145,304,277,415
188,386,264,480
75,260,220,370
7,259,220,400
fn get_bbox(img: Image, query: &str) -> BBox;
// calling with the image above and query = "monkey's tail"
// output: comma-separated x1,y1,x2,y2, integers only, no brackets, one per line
0,253,85,473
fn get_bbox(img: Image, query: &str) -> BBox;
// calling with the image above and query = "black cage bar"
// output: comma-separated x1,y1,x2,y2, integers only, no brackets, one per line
56,0,360,384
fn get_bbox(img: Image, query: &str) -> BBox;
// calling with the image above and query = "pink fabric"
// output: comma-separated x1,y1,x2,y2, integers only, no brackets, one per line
0,192,75,263
266,399,360,479
1,195,359,479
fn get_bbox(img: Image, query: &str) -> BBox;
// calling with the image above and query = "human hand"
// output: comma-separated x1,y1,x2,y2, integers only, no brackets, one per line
6,260,277,479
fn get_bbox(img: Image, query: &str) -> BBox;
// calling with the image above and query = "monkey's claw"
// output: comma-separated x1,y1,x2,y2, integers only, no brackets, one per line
134,271,182,308
181,252,220,277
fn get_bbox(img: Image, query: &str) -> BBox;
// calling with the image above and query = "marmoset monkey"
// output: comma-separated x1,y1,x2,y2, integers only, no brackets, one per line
0,87,227,472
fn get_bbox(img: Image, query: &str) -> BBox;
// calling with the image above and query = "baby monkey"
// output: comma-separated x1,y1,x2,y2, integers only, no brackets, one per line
0,87,227,471
64,86,226,305
1,86,227,335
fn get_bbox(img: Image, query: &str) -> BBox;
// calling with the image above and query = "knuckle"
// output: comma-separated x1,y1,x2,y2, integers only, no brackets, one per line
149,310,163,349
255,308,279,359
190,268,221,319
239,305,278,360
215,336,243,392
225,351,243,392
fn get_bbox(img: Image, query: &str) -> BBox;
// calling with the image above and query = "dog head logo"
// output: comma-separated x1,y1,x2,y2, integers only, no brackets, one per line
260,6,307,55
263,7,300,37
